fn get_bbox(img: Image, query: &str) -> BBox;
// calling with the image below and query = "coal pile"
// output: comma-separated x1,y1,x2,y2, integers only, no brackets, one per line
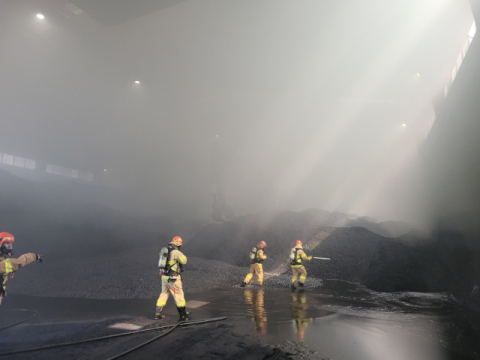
188,215,476,297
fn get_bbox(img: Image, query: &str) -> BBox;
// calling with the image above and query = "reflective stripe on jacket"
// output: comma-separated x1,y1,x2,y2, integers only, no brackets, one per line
0,253,37,292
291,246,310,268
168,249,187,274
0,254,36,276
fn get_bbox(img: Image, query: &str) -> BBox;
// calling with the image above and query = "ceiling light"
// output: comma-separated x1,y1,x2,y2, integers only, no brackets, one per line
36,13,45,20
135,80,140,84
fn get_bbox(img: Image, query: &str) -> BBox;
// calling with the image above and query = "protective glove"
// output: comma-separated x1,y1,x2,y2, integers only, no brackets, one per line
36,254,43,263
308,256,313,260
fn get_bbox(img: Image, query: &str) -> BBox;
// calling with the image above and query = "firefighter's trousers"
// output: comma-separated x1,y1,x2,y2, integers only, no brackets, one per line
157,276,186,308
244,263,263,285
291,265,307,284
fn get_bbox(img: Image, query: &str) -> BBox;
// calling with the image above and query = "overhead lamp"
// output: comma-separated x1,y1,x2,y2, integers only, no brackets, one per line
36,13,45,20
135,80,140,84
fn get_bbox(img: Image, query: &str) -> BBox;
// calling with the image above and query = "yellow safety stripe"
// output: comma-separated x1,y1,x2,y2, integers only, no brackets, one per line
291,265,303,268
4,259,13,274
301,253,308,259
299,275,306,280
157,300,166,306
168,260,176,265
176,300,186,307
161,276,170,279
180,255,186,263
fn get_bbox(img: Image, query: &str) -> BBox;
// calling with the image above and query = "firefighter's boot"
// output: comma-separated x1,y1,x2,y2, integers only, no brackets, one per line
154,306,165,320
291,283,297,291
177,306,191,321
240,281,247,287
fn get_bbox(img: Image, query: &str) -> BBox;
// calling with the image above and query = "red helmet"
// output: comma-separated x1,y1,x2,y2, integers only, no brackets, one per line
0,232,14,246
258,241,266,248
295,240,302,246
171,236,183,246
0,232,15,256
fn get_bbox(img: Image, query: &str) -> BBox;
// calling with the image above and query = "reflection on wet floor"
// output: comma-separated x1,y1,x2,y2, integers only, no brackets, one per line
291,289,313,342
2,281,480,360
244,288,267,334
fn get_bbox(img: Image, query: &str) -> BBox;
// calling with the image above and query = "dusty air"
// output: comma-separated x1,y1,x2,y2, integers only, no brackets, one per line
1,0,480,359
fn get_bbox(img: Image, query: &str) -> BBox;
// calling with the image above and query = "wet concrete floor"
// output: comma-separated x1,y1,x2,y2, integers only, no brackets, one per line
1,280,480,359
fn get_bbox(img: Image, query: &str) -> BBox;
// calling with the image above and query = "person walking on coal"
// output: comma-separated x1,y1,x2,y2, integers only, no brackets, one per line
241,241,267,287
0,232,43,305
156,236,191,321
290,240,312,290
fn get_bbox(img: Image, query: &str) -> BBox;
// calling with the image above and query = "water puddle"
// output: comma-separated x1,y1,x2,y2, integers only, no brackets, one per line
2,280,480,359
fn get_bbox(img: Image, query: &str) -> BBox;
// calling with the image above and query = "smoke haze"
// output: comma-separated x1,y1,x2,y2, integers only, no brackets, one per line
0,0,476,228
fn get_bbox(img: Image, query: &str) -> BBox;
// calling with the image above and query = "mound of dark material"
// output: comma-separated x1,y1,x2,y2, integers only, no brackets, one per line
188,214,477,299
0,169,176,258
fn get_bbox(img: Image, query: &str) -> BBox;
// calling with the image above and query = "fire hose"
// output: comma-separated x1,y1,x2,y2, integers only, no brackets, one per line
0,316,227,357
0,309,37,332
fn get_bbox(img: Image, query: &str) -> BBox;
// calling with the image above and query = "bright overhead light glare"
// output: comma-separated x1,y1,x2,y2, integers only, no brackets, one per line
36,13,45,20
103,169,107,172
135,80,140,84
416,73,420,76
402,123,407,127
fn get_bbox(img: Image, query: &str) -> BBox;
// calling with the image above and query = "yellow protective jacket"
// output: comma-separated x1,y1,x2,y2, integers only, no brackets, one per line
1,253,37,295
251,248,267,264
168,247,187,275
291,245,311,267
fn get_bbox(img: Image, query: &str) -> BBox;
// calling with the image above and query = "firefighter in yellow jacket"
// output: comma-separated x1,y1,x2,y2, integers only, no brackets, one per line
241,241,267,287
290,240,312,289
0,232,43,305
155,236,191,321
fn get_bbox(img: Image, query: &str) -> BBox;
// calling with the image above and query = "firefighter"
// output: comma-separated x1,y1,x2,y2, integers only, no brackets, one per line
290,240,312,289
0,232,43,305
155,236,191,321
241,241,267,287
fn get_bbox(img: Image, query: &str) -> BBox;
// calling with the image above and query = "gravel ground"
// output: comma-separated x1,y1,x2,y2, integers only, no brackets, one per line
6,246,322,299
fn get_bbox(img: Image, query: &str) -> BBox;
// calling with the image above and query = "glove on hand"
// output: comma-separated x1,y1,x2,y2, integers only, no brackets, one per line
308,256,312,260
36,254,43,263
